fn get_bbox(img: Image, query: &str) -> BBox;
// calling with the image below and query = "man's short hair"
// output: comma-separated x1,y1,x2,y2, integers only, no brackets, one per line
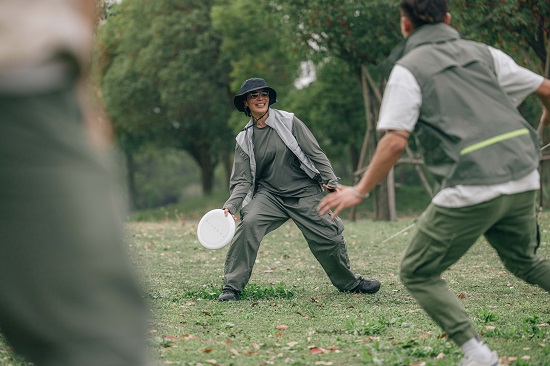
400,0,448,28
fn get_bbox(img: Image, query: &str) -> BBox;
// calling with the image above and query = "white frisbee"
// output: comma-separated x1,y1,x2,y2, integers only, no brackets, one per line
197,209,236,250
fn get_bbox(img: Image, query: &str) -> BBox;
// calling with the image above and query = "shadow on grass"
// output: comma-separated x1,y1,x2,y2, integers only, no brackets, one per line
177,283,294,301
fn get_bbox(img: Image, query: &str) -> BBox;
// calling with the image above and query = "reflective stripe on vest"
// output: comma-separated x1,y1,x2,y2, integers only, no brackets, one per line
460,128,529,156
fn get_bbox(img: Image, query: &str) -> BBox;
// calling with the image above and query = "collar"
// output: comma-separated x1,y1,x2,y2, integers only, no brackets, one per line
403,23,460,54
384,23,460,68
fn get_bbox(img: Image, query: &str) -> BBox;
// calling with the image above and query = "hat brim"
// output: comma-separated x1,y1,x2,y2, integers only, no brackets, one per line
233,87,277,112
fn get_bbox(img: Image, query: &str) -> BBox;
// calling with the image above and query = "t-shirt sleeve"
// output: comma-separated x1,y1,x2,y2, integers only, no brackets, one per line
488,46,544,107
377,64,421,132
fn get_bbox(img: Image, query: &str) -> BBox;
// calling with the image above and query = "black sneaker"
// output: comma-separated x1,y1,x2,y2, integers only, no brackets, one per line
350,277,381,294
218,288,239,301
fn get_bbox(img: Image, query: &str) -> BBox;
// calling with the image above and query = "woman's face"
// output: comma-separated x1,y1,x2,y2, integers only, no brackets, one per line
245,89,270,116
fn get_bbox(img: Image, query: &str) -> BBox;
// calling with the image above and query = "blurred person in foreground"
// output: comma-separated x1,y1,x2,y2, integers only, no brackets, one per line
318,0,550,365
0,1,149,365
217,77,381,301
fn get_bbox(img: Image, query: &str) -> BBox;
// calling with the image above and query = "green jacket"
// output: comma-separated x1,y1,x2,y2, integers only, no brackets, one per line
397,23,539,189
223,108,339,213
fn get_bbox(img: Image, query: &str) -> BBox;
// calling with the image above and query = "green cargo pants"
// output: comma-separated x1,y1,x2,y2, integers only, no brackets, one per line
399,190,550,346
223,190,360,292
0,83,148,365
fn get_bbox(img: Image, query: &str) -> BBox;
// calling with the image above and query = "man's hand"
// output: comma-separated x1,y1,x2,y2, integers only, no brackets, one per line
318,186,364,219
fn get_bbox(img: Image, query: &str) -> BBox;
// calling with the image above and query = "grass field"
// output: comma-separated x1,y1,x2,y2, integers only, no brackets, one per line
1,209,549,365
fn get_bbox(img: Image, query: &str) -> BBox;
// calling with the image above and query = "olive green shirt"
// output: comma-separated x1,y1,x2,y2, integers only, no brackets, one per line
224,116,338,214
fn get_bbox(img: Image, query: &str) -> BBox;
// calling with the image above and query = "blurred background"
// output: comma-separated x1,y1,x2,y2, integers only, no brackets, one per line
91,0,550,221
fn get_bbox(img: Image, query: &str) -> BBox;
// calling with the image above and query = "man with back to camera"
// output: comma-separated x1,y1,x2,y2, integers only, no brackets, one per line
0,1,149,364
318,0,550,365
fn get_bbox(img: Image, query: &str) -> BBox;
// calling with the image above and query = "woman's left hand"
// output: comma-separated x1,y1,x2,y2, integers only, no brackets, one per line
322,184,340,193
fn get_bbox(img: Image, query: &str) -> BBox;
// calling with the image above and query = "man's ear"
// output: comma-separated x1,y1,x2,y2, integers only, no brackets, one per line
401,15,414,37
444,12,451,25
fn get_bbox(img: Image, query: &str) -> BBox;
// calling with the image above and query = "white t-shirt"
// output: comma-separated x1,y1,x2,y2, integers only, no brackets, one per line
377,46,544,208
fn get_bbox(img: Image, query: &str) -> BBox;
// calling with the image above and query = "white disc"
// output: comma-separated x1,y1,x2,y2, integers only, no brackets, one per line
197,209,236,250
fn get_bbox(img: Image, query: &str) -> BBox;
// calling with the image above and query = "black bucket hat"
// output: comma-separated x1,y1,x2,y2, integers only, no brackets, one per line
233,77,277,114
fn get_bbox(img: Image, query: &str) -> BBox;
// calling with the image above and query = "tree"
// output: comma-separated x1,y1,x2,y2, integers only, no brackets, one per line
453,0,548,72
211,0,302,133
284,58,365,176
271,0,404,220
95,0,234,202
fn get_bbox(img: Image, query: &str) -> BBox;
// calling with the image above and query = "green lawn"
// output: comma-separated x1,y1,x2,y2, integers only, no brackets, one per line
1,212,549,366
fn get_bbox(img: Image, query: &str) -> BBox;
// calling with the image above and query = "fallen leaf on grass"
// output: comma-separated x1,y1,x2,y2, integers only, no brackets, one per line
205,360,217,365
204,348,212,353
287,341,299,347
458,292,466,299
164,336,180,341
315,362,333,365
230,348,239,356
276,325,289,330
309,347,325,354
436,353,445,359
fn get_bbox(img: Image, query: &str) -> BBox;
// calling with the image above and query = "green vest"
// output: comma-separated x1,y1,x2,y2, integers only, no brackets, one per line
396,23,539,189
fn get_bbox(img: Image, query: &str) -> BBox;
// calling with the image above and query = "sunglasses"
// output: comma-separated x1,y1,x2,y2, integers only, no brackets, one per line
248,90,269,99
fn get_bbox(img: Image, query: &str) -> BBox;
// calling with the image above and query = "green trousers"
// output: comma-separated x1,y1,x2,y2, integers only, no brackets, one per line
223,190,360,292
400,190,550,345
0,84,148,365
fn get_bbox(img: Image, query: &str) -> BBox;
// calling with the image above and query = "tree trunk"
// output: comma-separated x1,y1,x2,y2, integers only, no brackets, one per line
125,151,137,210
222,151,232,190
199,152,215,195
375,177,390,221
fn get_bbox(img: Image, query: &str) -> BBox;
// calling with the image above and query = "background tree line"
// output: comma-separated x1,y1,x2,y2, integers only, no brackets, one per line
93,0,549,215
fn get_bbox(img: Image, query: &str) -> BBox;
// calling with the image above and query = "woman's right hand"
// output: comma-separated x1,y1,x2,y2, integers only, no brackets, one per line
223,208,237,221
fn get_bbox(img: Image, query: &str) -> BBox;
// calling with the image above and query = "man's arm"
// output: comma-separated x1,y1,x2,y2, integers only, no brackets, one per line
318,131,409,218
535,78,550,128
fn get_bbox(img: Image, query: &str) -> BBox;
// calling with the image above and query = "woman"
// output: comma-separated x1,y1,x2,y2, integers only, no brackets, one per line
218,77,380,301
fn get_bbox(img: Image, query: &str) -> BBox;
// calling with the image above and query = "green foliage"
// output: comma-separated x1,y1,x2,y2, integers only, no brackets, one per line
211,0,303,133
94,0,234,194
452,0,549,72
285,58,365,172
273,0,402,69
211,0,300,93
346,316,398,336
477,307,499,324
